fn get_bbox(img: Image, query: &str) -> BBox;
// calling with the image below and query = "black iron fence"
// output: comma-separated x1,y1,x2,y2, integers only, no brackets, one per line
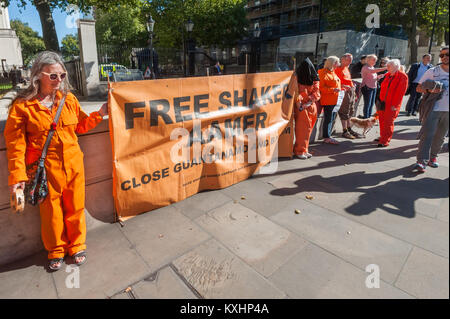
96,43,295,81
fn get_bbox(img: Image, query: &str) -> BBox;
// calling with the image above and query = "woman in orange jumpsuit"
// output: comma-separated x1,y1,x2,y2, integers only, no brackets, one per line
377,59,408,147
293,57,321,159
4,51,108,271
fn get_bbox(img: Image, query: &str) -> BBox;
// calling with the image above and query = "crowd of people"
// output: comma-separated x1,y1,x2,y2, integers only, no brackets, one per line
292,47,449,175
2,47,448,271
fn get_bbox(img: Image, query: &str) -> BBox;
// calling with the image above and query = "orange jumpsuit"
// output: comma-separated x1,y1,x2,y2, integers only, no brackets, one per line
4,91,103,259
293,81,321,155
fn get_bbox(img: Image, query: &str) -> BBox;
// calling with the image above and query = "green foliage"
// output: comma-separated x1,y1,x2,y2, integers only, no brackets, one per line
323,0,449,42
10,19,46,66
145,0,249,48
61,33,79,60
95,1,148,47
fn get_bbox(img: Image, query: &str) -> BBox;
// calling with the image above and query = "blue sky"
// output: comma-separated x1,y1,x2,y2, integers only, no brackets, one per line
8,0,78,45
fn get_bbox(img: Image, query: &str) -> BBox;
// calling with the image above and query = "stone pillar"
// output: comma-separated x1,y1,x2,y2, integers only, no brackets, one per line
78,19,100,97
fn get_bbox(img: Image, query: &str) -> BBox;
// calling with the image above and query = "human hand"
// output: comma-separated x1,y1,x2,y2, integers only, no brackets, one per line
98,102,108,117
9,182,25,196
377,74,385,79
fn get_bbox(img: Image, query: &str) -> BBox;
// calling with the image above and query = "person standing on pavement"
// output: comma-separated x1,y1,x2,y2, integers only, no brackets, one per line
351,55,367,79
376,59,408,147
318,56,342,145
293,57,321,159
4,51,108,271
361,54,388,118
414,47,449,172
405,54,433,116
335,53,363,139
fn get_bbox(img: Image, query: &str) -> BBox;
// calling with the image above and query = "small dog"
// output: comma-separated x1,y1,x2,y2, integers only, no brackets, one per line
349,116,377,136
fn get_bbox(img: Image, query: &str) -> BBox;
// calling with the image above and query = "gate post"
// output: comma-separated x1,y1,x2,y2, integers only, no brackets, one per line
78,19,100,97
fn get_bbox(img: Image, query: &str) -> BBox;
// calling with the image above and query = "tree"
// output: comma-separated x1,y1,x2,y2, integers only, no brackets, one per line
61,33,79,60
323,0,449,64
95,2,148,47
1,0,137,52
145,0,248,48
10,19,46,65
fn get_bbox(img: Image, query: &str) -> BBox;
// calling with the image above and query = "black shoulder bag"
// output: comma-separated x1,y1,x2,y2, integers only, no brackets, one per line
376,74,394,111
24,95,66,206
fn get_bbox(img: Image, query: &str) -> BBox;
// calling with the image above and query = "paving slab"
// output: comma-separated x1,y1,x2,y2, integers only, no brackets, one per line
195,202,308,277
268,243,413,299
0,251,57,299
119,205,211,271
131,266,197,299
218,177,300,218
340,199,449,259
270,198,413,284
52,224,150,299
173,190,233,220
395,247,449,299
172,239,286,299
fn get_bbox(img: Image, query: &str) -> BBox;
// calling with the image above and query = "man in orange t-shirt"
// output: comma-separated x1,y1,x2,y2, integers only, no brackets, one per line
335,53,363,139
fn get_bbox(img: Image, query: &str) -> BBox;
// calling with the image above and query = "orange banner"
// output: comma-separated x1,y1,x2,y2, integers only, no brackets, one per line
108,71,296,218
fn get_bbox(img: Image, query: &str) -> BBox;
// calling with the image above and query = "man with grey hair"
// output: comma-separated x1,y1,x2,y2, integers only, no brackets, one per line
335,53,363,138
414,47,449,173
406,54,433,116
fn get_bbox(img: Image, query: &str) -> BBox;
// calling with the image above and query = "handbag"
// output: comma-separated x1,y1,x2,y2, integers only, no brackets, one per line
24,95,66,206
376,74,396,111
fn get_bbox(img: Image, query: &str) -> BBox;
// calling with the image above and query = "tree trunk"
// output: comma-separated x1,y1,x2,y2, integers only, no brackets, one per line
33,0,60,52
409,0,418,64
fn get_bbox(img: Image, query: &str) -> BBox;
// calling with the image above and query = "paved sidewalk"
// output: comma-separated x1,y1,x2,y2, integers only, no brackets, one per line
0,109,448,299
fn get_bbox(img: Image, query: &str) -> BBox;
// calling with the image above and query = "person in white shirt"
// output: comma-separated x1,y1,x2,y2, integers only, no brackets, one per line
406,54,433,116
414,47,449,172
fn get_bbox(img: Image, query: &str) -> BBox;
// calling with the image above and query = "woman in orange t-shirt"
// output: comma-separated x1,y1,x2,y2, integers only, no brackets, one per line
4,51,108,271
318,56,342,144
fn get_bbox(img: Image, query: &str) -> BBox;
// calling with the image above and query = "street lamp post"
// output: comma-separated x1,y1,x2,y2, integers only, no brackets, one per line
314,0,323,65
251,23,261,73
146,15,155,79
185,19,194,76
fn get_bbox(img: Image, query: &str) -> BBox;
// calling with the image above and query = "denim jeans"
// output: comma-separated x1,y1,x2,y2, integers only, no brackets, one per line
417,111,449,163
322,105,338,139
362,86,377,118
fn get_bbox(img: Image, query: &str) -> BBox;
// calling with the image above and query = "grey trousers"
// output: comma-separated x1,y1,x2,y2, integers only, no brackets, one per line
417,111,449,162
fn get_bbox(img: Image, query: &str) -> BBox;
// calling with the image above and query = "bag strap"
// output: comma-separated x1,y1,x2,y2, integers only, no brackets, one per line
39,95,67,162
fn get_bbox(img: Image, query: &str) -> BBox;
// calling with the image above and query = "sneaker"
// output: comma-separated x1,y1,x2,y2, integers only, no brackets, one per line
377,143,388,148
342,130,355,139
428,157,439,168
306,152,313,158
411,112,416,116
413,162,426,173
295,154,308,159
348,129,363,139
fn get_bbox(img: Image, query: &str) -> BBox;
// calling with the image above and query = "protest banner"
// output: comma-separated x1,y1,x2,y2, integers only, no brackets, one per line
108,71,296,218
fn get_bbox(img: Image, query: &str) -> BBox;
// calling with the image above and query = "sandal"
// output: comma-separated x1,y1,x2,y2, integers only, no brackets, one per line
324,138,339,145
72,250,87,266
49,258,64,271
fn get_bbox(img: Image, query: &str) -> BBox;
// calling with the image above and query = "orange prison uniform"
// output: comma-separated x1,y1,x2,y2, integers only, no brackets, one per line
294,81,321,155
378,71,408,145
4,91,103,259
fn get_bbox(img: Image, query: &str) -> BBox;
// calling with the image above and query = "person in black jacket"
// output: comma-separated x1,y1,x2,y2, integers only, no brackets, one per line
405,54,432,116
351,55,367,79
